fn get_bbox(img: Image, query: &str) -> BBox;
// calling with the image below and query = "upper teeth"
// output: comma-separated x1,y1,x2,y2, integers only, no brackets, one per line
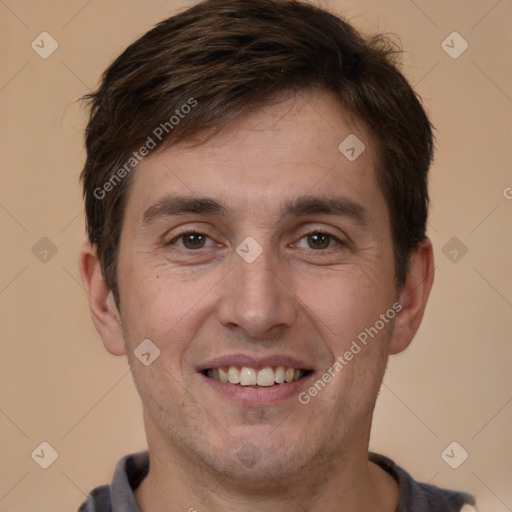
207,366,303,386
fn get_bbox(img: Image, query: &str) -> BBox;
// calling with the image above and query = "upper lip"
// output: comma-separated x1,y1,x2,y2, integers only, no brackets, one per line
197,354,314,372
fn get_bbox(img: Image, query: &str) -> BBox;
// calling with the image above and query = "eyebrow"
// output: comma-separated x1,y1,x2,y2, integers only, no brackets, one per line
280,195,368,227
141,194,369,227
142,195,229,225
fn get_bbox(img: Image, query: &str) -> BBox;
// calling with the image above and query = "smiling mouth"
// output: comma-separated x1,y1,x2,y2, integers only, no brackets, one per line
202,366,313,387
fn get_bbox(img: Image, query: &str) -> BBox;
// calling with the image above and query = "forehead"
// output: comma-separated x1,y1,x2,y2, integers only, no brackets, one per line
123,90,386,225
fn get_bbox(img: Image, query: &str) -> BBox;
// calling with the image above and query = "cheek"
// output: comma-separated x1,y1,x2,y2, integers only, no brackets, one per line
118,259,223,356
293,265,394,345
116,259,173,349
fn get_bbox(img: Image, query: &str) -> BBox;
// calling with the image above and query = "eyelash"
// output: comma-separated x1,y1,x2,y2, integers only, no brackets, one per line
166,228,344,251
296,231,344,250
166,228,216,249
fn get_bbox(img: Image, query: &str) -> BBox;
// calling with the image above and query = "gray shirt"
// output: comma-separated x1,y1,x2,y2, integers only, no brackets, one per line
78,451,476,511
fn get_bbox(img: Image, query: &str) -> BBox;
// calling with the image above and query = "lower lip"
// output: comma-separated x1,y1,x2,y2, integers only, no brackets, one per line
199,372,314,405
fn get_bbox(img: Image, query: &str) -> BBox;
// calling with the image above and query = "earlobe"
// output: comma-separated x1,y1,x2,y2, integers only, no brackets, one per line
389,238,435,355
78,241,126,356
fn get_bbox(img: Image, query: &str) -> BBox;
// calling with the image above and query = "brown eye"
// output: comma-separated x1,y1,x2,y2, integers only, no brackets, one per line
166,230,214,250
306,232,333,250
181,232,206,249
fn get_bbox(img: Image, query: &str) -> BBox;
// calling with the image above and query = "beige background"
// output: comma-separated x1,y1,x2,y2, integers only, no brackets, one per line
1,0,511,511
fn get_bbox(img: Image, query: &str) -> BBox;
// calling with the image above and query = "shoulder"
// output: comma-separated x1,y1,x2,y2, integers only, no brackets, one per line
369,452,477,512
78,485,111,512
77,451,149,512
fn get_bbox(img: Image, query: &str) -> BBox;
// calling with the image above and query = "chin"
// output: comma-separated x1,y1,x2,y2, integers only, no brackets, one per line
222,429,318,484
225,451,312,490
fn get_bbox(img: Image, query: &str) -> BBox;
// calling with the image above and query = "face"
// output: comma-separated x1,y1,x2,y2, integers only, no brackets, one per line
113,91,401,485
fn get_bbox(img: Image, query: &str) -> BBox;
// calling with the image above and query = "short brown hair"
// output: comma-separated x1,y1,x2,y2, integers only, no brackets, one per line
81,0,434,309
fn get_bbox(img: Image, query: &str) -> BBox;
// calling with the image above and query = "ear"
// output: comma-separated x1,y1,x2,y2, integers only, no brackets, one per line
78,240,126,356
389,238,435,355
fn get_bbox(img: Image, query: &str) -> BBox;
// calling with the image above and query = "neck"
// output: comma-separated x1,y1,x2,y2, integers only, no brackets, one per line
134,414,399,512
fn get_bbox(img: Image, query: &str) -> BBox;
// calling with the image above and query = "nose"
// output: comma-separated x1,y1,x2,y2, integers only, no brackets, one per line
217,246,298,341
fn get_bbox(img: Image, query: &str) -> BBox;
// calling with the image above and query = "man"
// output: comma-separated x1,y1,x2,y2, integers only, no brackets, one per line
78,0,476,510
